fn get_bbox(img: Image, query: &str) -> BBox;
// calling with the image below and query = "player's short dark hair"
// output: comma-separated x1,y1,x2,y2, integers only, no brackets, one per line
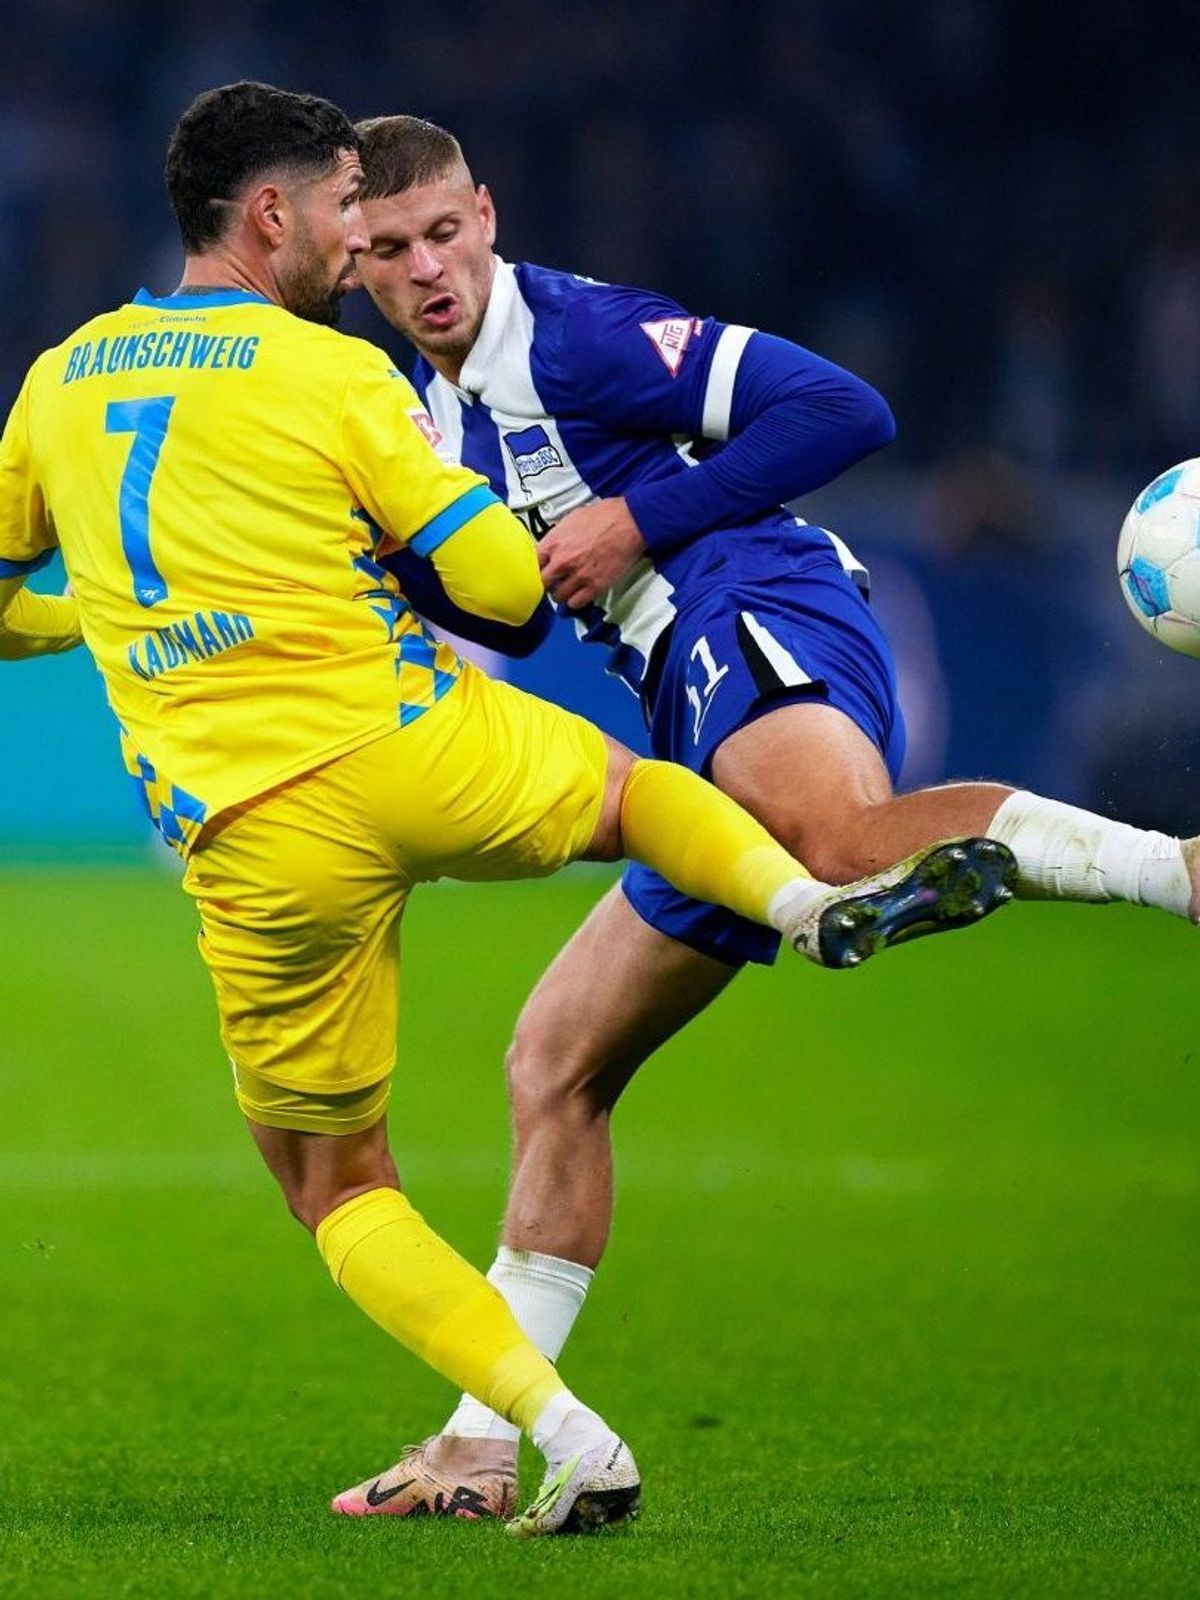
355,115,469,201
165,81,359,253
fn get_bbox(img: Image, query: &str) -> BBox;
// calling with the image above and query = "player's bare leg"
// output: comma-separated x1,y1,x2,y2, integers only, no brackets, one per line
711,701,1007,880
712,701,1198,921
423,810,1020,1481
384,889,729,1511
427,819,1018,1480
584,735,1016,967
247,1114,400,1234
500,884,734,1267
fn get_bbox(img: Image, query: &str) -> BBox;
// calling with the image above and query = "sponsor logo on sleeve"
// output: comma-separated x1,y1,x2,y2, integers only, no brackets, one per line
640,316,701,376
503,424,563,482
408,409,444,448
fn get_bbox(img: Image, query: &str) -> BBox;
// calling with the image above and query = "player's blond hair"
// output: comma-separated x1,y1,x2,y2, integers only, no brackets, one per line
355,115,471,200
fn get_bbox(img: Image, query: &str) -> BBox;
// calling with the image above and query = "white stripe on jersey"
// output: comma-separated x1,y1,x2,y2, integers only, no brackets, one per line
821,527,870,592
740,611,812,686
585,558,679,668
426,260,679,678
701,324,754,440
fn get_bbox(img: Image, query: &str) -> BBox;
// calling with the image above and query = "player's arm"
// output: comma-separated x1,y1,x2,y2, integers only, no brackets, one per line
340,356,544,626
404,493,544,627
622,328,895,556
0,579,82,659
0,366,76,659
377,543,554,658
538,293,894,605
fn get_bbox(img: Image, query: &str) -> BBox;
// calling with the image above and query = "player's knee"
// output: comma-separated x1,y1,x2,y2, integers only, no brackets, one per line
505,1017,612,1126
504,1025,568,1121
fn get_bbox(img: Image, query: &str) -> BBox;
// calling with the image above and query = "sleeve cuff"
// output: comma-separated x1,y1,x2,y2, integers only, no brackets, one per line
0,548,55,578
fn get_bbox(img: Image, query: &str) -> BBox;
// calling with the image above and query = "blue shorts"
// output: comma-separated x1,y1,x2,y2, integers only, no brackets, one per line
621,551,906,968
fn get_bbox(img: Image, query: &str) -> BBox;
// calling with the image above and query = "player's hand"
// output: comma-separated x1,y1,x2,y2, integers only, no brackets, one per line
538,498,646,610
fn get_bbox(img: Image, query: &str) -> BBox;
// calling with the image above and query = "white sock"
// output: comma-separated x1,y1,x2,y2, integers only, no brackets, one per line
988,791,1192,916
442,1247,594,1443
529,1386,617,1467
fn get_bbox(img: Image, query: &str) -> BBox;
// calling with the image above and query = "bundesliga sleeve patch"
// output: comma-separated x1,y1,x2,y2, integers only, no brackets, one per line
408,409,444,449
639,316,701,376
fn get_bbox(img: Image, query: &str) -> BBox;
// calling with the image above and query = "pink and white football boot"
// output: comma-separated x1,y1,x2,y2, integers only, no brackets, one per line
331,1436,517,1520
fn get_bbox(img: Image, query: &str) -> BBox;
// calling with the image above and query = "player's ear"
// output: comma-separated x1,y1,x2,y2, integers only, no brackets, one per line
247,183,288,248
477,185,497,248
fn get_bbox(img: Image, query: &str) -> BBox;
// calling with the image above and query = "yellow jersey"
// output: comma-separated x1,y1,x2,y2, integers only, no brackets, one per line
0,287,538,853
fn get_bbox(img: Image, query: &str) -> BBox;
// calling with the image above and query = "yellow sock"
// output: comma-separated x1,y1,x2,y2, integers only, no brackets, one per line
619,758,811,926
316,1188,564,1435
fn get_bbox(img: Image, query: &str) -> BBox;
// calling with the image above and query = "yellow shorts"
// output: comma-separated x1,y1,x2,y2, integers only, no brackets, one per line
182,663,608,1133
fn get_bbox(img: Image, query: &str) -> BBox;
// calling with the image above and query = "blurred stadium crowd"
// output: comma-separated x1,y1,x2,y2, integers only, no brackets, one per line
4,0,1200,836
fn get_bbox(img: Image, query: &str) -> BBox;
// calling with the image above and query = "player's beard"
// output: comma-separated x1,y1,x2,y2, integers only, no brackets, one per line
429,322,481,368
281,223,349,327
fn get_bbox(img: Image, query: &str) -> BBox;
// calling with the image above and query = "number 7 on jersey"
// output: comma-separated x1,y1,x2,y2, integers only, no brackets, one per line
105,395,176,608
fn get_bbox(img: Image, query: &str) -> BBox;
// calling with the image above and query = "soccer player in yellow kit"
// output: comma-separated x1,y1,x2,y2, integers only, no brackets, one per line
0,82,1016,1537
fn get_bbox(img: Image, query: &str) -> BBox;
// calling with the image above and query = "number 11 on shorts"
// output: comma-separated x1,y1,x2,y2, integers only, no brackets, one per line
685,634,729,743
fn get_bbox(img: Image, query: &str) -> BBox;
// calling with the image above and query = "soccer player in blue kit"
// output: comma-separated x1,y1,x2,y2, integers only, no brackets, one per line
334,115,1200,1519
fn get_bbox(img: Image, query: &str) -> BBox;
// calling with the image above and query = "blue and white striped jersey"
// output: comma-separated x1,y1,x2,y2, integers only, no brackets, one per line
410,258,876,695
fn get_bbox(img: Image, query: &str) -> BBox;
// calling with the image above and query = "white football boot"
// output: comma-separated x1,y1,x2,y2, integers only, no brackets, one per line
505,1437,641,1539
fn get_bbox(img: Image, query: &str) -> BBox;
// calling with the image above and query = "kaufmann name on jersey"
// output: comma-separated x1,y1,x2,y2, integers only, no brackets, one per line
410,259,868,698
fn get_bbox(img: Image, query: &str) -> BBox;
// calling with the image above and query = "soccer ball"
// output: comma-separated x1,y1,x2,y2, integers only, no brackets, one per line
1117,460,1200,658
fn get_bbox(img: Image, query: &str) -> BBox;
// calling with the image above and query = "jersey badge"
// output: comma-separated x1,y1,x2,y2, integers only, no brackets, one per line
504,424,564,483
640,316,699,376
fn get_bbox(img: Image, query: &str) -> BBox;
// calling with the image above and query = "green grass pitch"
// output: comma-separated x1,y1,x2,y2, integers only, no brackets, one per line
1,866,1197,1599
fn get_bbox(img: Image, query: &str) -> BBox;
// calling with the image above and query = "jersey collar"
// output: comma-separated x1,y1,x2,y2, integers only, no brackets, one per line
456,256,516,401
132,287,273,310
